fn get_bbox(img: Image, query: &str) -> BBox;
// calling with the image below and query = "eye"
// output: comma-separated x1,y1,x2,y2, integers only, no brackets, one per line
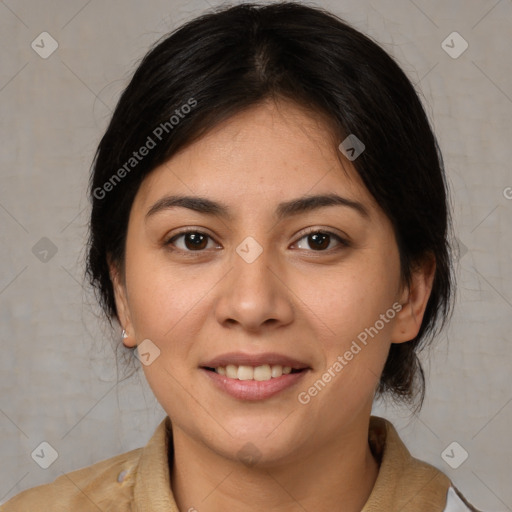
294,230,347,251
166,230,220,251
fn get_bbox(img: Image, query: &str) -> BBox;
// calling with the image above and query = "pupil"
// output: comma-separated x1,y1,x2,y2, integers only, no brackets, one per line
185,233,207,250
309,233,329,250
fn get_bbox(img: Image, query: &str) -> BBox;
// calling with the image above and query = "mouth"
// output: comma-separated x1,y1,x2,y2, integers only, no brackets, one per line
199,352,310,401
201,364,305,381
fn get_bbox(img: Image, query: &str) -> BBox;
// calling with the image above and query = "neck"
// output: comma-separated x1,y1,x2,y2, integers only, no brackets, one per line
170,415,379,512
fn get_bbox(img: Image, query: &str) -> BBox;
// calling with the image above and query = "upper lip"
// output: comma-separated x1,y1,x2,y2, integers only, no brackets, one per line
200,352,310,370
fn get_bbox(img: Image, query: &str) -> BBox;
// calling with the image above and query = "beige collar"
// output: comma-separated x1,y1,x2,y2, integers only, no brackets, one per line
132,415,450,511
362,416,450,511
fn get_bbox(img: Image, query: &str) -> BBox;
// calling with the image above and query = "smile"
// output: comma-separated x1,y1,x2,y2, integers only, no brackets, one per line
201,366,308,401
204,364,303,381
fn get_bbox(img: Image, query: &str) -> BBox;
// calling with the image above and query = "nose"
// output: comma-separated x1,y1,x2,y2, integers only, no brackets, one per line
213,246,294,333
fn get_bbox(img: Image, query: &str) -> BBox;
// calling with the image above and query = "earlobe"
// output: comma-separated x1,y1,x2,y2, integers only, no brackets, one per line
108,259,137,348
391,256,436,344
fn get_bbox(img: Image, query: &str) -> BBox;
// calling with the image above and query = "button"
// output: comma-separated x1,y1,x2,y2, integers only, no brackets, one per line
117,470,128,483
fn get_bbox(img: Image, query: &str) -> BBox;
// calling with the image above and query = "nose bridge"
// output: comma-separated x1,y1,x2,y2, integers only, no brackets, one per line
214,238,294,330
234,242,273,295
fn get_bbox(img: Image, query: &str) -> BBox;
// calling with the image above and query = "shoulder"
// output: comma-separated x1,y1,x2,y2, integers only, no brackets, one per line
366,416,481,512
0,447,142,512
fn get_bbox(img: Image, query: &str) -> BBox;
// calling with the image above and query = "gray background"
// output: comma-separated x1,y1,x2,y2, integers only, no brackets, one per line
0,0,511,510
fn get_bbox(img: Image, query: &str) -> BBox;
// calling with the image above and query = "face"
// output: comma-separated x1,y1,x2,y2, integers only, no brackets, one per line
111,99,432,466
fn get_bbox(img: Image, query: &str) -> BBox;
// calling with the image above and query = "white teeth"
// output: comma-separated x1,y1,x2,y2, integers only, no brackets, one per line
237,365,253,380
253,364,271,381
271,365,282,378
213,364,300,381
226,364,238,379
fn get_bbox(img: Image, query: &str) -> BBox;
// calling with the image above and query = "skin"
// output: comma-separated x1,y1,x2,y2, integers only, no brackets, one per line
110,99,435,512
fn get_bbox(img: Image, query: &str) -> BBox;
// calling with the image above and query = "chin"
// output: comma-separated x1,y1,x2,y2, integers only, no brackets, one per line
210,420,309,465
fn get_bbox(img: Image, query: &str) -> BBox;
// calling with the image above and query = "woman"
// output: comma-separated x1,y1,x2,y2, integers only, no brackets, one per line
2,2,480,511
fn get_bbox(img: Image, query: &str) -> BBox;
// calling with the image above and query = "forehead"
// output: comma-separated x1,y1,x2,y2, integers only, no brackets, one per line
133,100,376,215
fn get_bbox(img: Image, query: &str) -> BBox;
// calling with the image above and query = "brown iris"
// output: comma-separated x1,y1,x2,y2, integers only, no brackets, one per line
183,232,208,250
307,232,330,250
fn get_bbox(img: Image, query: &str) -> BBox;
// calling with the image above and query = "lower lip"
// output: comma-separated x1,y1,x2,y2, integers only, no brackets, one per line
200,368,308,401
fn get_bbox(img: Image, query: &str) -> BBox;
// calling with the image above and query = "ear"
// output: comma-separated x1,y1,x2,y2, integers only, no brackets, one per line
390,254,436,344
108,257,137,348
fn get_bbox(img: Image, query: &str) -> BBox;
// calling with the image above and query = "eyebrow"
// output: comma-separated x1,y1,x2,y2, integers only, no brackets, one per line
145,193,369,221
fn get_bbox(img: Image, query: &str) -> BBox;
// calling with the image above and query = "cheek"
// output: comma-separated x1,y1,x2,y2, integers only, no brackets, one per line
124,258,215,411
291,248,401,407
124,249,218,360
294,252,400,342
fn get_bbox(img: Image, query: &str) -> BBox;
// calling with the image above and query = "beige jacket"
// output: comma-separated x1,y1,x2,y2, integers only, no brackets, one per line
1,416,479,511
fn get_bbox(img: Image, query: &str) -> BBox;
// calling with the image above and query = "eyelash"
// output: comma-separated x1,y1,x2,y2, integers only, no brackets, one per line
294,227,349,251
164,227,349,253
